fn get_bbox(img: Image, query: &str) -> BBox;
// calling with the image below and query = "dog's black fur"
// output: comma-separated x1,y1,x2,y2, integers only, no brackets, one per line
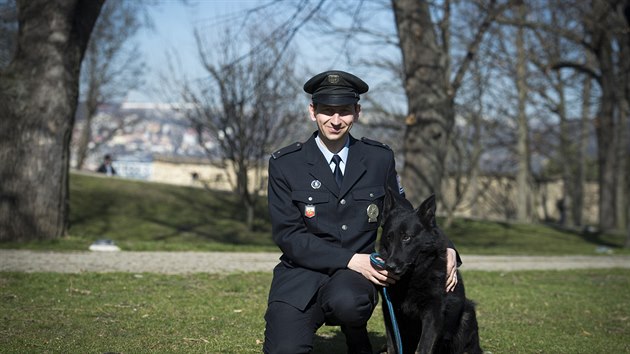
378,190,482,354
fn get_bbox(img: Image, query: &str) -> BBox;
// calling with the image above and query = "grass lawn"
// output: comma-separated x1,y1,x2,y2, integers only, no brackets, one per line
2,174,629,352
1,269,629,353
1,172,628,256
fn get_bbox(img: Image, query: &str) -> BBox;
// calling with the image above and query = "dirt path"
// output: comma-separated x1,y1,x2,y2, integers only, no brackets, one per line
1,250,629,274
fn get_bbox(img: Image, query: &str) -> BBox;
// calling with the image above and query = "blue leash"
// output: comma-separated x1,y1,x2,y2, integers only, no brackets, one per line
370,252,403,354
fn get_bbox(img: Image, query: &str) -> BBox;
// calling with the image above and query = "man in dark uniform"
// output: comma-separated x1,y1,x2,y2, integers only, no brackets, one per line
263,70,460,354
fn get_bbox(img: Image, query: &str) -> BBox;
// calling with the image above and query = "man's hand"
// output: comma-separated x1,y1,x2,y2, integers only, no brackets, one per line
445,247,458,292
347,253,399,287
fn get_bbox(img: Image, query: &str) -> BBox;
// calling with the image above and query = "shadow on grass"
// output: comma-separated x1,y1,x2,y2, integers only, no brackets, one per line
543,221,621,248
68,173,275,247
312,330,387,354
144,187,273,245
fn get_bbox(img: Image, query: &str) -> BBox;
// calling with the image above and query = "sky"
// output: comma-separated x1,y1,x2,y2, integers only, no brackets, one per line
127,0,401,105
128,1,253,102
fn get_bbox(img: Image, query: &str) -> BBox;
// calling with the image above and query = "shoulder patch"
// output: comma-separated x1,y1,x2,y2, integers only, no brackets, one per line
271,142,303,159
361,137,391,150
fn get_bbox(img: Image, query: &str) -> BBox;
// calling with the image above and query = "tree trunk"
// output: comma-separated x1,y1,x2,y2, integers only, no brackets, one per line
515,2,533,222
557,84,575,227
623,0,630,247
617,93,629,231
392,0,452,205
75,90,98,170
594,36,617,231
575,74,592,227
589,0,618,230
0,0,103,241
615,11,630,231
74,112,93,170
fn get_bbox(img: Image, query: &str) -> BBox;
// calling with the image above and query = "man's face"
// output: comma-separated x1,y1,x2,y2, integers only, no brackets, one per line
309,103,360,144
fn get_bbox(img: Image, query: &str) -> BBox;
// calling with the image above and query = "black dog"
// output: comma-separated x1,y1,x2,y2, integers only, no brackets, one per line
378,190,482,354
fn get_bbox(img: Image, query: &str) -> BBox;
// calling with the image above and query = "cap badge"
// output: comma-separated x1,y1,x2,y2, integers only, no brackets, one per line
311,180,321,189
327,74,340,84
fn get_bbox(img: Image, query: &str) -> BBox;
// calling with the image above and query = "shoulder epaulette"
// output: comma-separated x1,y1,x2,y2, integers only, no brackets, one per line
271,142,303,159
361,137,391,150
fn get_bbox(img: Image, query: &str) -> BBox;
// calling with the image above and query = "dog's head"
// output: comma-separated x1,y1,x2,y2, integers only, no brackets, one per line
378,188,446,276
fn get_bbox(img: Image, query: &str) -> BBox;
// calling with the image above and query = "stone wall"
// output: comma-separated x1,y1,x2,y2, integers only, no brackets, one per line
149,159,599,225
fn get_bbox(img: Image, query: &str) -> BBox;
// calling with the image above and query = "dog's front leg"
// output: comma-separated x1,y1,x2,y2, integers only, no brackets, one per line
415,309,441,354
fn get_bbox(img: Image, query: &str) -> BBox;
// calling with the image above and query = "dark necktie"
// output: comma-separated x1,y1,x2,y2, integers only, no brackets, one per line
332,155,343,187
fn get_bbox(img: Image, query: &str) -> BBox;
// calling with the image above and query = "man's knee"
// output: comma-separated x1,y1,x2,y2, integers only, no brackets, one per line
324,292,375,326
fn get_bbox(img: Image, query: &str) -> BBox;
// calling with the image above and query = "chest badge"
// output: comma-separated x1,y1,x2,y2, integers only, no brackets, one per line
367,204,379,223
305,204,316,218
311,180,321,189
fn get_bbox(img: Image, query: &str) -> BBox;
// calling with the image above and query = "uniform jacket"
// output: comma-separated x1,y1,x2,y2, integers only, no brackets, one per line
267,132,404,311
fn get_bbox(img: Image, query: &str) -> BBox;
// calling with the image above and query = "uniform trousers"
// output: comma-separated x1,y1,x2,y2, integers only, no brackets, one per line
263,269,379,354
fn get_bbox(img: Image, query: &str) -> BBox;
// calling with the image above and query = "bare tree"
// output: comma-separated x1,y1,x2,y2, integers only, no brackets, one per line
499,0,629,230
523,2,597,228
175,28,302,230
440,55,487,227
73,0,148,170
392,0,515,205
0,0,104,241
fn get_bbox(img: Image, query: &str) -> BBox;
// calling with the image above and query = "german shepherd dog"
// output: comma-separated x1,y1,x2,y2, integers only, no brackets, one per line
378,190,482,354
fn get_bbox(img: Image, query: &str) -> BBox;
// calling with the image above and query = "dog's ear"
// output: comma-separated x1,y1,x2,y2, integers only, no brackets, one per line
416,194,437,228
382,187,396,225
383,187,415,225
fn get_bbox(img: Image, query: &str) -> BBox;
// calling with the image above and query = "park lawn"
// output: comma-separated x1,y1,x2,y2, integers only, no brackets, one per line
1,269,629,353
1,172,628,256
1,173,278,252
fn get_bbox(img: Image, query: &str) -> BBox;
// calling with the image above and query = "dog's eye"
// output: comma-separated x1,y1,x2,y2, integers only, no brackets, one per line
401,234,411,242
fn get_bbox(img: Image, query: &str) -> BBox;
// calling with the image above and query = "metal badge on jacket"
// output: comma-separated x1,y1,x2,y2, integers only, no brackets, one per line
367,204,379,223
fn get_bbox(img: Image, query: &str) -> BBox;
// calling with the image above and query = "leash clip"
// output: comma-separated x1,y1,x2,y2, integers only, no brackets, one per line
370,252,386,269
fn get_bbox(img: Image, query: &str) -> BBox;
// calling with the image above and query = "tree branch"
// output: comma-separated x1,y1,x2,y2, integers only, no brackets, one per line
450,0,514,96
550,60,602,86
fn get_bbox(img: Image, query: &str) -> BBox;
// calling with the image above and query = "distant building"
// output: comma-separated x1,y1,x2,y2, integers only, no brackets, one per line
72,101,215,171
112,153,153,180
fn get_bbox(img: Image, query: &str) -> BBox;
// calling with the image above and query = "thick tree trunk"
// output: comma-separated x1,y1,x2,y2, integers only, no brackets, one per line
392,0,452,205
586,0,618,231
594,38,617,230
0,0,103,241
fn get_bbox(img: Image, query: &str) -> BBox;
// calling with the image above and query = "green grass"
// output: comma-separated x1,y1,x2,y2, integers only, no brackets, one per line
2,269,629,353
445,217,629,255
1,173,277,252
1,172,628,255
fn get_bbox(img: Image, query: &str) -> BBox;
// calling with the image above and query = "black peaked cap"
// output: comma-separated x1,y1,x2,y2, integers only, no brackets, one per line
303,70,369,105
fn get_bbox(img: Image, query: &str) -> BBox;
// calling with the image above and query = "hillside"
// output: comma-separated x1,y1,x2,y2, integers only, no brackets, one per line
1,173,627,255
